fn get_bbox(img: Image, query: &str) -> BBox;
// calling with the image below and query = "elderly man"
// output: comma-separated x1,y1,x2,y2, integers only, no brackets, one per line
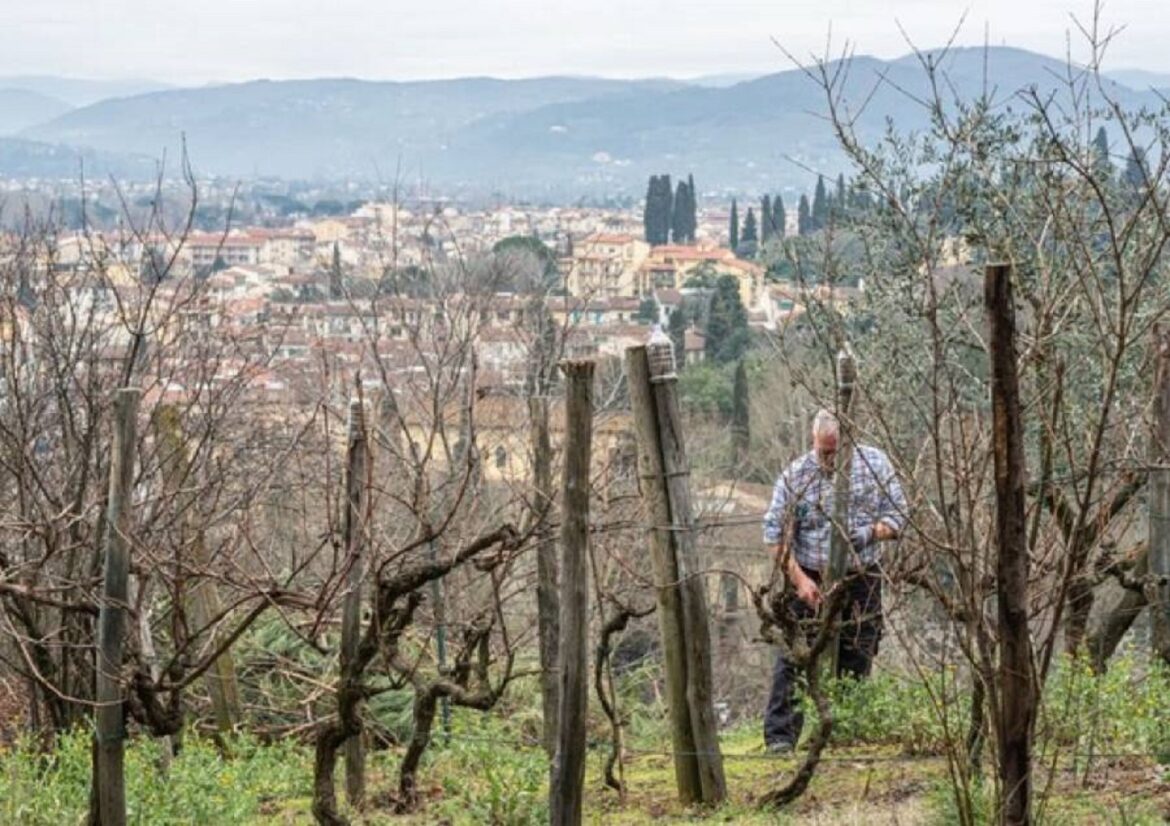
761,409,907,753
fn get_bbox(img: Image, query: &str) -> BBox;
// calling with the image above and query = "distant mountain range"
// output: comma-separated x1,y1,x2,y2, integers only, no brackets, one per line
1,50,1166,197
0,137,156,180
0,75,172,108
0,89,72,135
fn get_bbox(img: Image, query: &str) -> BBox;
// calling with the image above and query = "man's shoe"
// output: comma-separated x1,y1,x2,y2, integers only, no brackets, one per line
766,739,794,755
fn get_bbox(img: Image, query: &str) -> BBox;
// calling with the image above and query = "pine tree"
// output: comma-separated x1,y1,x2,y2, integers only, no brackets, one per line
729,199,739,251
731,359,750,470
760,195,773,244
773,194,786,239
797,194,811,236
812,175,829,230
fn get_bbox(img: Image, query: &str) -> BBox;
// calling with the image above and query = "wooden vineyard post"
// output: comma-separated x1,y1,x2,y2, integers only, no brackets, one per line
625,345,701,802
95,387,140,826
550,359,594,826
649,351,727,805
526,292,561,758
341,399,369,807
532,390,561,756
825,348,857,678
986,263,1035,826
626,334,726,806
1151,324,1170,664
527,303,561,756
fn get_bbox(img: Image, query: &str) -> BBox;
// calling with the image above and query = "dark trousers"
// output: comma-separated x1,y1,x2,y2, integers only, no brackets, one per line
763,566,883,747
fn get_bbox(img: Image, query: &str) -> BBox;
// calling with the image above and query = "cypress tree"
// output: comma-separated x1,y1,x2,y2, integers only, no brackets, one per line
643,176,657,243
1092,126,1110,178
731,359,750,470
643,175,674,245
729,199,739,251
330,241,343,299
773,194,786,239
659,175,673,244
672,179,689,243
797,194,811,236
738,208,758,258
760,195,773,244
812,174,829,230
836,173,846,213
686,174,698,242
704,275,749,364
741,207,758,243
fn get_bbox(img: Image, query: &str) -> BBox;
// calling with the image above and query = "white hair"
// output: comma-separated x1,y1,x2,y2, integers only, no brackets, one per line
812,408,839,439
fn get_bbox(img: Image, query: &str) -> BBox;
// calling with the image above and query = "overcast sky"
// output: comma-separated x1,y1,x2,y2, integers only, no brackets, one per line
1,0,1166,84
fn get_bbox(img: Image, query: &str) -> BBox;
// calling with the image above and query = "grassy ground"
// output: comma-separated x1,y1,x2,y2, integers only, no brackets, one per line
2,658,1168,824
251,723,1167,825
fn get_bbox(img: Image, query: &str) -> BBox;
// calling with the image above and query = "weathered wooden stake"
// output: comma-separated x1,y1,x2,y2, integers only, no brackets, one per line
649,359,727,805
551,359,594,826
95,387,140,826
1150,324,1170,664
526,297,561,757
341,399,369,807
986,263,1035,826
625,346,701,802
530,391,561,756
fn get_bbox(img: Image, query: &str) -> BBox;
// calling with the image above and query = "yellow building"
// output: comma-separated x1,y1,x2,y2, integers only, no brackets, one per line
563,233,650,299
639,244,765,310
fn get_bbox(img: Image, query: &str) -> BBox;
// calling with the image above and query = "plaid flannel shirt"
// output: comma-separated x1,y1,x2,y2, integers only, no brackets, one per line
762,444,908,572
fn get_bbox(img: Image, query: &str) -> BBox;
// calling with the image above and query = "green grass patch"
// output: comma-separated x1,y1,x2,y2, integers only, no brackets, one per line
2,655,1167,824
0,728,309,825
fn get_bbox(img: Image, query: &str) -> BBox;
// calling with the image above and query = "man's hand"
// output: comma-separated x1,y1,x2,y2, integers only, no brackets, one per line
849,524,874,552
793,570,822,609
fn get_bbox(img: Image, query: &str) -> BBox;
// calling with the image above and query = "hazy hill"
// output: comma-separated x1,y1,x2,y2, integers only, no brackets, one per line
0,137,156,180
445,47,1160,196
10,49,1166,196
21,76,685,182
0,89,72,135
1105,68,1170,92
0,75,172,107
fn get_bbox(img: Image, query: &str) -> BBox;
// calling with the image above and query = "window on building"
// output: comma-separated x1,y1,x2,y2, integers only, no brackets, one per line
653,271,675,289
495,445,507,469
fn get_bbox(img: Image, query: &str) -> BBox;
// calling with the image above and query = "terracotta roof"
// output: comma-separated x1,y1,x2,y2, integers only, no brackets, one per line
646,244,735,262
583,232,639,245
